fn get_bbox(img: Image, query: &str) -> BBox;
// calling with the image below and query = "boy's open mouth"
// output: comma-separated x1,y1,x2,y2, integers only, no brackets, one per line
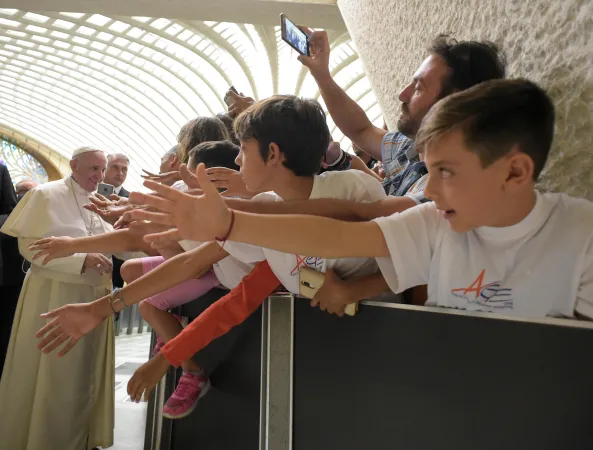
439,209,456,220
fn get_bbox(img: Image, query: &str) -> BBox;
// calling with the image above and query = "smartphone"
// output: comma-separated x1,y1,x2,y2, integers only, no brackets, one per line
97,182,115,198
280,13,310,57
299,267,358,316
224,86,239,107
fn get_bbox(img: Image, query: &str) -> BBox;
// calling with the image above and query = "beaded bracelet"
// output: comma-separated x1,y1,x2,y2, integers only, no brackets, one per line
215,209,236,248
109,287,129,313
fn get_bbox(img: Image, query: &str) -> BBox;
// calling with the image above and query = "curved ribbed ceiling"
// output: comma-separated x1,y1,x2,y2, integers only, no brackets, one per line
0,9,383,190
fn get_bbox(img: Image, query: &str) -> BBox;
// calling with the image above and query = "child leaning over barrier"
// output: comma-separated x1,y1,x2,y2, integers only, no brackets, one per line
132,78,593,323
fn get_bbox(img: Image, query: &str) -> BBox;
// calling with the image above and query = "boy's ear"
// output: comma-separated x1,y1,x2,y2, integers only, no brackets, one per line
267,142,284,166
505,148,534,188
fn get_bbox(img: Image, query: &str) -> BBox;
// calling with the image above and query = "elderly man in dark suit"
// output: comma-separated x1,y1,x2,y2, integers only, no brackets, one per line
0,164,25,377
103,153,130,288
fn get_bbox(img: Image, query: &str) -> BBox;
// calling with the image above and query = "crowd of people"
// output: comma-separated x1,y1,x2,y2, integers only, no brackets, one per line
0,27,592,450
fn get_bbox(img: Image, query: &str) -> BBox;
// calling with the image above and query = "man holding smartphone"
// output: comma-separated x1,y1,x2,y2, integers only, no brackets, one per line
286,29,506,310
103,153,131,289
297,29,505,201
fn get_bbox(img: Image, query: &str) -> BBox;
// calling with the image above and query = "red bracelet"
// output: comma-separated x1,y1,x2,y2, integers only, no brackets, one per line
216,209,235,244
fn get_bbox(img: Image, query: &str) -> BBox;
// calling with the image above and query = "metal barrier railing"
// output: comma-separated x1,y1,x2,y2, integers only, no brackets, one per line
114,303,151,336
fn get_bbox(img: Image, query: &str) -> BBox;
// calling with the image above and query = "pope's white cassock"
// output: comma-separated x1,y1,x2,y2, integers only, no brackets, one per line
0,172,120,449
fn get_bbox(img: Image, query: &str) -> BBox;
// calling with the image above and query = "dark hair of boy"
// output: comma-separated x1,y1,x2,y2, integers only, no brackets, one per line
417,78,555,180
428,34,507,99
177,116,230,164
216,113,240,145
187,140,241,171
234,95,331,177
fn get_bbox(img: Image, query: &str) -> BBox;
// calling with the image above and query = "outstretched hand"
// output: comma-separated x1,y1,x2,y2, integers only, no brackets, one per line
85,194,133,225
206,167,253,198
141,169,181,187
127,353,171,403
128,163,232,243
29,236,74,265
36,302,106,357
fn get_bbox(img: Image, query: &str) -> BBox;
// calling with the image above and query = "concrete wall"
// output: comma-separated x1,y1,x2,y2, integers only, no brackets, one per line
337,0,593,199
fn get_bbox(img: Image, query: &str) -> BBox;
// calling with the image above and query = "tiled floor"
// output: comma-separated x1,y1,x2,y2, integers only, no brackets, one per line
111,333,152,450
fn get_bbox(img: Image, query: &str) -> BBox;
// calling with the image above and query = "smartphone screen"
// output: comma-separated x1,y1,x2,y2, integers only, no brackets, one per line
281,14,309,56
97,182,115,198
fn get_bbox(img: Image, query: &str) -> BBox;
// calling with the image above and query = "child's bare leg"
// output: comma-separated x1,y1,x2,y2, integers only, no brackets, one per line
120,259,146,284
139,301,201,372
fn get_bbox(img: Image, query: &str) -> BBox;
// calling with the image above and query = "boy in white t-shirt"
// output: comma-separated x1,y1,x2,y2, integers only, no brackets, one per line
135,79,593,321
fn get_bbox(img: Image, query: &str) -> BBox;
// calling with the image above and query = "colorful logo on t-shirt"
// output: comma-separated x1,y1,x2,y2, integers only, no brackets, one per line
451,269,514,309
290,254,323,276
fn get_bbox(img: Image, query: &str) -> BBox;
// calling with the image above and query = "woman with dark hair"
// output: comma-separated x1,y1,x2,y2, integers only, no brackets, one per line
143,116,230,186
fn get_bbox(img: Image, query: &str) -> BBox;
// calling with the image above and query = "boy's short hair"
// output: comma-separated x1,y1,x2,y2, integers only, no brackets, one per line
429,34,507,98
177,116,230,164
234,95,330,177
187,141,240,171
417,79,555,180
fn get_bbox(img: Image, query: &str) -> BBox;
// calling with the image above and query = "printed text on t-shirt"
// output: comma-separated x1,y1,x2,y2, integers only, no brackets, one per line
291,254,323,276
451,269,514,309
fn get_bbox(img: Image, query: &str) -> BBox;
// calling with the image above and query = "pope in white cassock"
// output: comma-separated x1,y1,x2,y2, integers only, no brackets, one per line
0,148,117,450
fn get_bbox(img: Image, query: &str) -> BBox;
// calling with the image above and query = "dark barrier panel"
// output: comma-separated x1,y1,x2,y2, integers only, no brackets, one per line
293,301,593,450
159,288,262,450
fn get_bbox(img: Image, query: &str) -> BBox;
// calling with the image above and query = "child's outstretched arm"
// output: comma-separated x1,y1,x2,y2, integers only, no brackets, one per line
227,212,389,258
224,195,415,222
129,164,391,259
29,228,151,264
35,241,228,356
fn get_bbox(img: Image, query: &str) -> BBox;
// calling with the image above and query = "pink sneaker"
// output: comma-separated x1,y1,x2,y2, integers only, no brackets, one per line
162,371,211,419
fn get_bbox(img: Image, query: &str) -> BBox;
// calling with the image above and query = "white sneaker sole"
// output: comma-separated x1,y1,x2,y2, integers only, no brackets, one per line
162,378,212,420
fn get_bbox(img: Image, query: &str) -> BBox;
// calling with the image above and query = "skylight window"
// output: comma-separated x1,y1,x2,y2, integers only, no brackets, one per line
109,21,130,33
86,14,111,27
23,13,50,23
32,35,50,43
0,10,377,190
150,18,170,30
0,17,19,27
53,19,76,30
59,12,85,19
25,25,47,33
77,26,96,36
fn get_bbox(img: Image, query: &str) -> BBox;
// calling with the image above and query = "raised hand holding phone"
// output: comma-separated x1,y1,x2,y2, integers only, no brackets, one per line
281,14,310,56
296,28,331,79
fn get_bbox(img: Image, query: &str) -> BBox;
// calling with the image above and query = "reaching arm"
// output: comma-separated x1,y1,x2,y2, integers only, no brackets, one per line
312,270,392,316
224,195,416,222
34,241,230,357
29,228,154,264
227,212,389,259
299,30,386,160
92,241,228,317
350,155,383,183
314,75,385,160
19,237,87,275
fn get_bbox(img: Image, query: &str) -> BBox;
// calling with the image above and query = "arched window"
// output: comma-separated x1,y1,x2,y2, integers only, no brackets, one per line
0,136,49,185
